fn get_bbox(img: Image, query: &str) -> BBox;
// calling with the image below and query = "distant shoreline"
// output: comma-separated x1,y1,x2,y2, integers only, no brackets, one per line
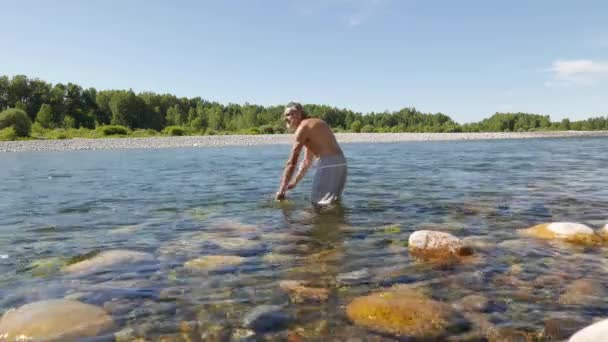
2,131,608,153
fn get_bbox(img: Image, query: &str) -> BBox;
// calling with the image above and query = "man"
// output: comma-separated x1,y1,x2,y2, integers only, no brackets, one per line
275,102,347,207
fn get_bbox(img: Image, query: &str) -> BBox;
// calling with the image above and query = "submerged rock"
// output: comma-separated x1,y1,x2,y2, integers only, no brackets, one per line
242,305,293,333
0,299,114,341
408,230,473,262
558,278,607,305
64,250,154,274
346,286,464,338
184,255,245,272
262,252,295,265
336,268,372,286
569,318,608,342
452,294,489,313
519,222,602,245
279,280,329,303
541,315,588,341
26,257,67,277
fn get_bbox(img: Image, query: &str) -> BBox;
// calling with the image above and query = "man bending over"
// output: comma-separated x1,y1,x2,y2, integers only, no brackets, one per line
275,102,347,207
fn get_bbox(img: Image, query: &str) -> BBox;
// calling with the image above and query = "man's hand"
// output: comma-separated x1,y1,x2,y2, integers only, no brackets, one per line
275,191,286,201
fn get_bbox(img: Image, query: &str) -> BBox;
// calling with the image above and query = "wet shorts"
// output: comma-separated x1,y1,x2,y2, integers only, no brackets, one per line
311,153,348,206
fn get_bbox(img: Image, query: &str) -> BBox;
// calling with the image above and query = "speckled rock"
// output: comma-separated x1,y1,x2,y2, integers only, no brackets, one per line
408,230,473,262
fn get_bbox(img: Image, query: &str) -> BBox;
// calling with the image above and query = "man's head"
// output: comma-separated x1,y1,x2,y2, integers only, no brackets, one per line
283,102,306,131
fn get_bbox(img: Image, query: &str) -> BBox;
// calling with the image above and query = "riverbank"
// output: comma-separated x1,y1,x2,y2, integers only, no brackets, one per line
1,131,607,152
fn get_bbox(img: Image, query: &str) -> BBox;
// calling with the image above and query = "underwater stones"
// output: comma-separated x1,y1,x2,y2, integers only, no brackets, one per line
26,256,67,277
558,278,607,305
569,318,608,342
346,286,462,339
157,233,212,259
0,299,114,341
184,255,245,272
64,250,154,274
519,222,602,245
279,280,329,303
242,305,293,333
336,268,372,286
452,294,489,313
212,237,265,256
408,230,473,262
541,315,588,341
262,252,295,265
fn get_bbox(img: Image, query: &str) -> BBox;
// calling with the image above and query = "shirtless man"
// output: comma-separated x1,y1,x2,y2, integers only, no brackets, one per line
275,102,347,206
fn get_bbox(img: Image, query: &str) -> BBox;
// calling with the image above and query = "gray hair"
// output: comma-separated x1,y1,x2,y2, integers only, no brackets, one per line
285,102,307,118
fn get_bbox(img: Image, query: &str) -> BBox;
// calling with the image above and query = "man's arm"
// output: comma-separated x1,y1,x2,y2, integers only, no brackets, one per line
276,140,304,199
288,146,314,189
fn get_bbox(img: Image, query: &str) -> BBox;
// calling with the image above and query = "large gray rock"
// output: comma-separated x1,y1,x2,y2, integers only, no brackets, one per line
0,299,114,341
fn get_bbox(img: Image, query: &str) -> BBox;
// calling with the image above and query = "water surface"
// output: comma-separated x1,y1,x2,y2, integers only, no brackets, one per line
1,137,607,340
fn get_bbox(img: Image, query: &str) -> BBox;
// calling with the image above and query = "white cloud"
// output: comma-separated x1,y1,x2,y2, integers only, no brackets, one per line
291,0,389,28
546,59,608,86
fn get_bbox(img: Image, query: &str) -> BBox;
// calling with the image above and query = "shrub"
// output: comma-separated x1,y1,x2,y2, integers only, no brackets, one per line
99,125,129,136
163,126,186,136
0,127,17,141
259,125,274,134
131,129,159,137
360,124,375,133
0,108,32,137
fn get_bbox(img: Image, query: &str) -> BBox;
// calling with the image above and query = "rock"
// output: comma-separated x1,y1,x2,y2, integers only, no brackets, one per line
242,305,293,333
336,268,372,286
231,328,256,341
346,286,463,338
262,252,295,264
541,316,588,341
0,299,114,341
559,278,607,305
452,294,489,313
26,257,67,277
64,250,154,274
279,280,329,303
408,230,473,262
212,237,266,257
569,318,608,342
184,255,245,271
519,222,602,245
599,224,608,240
114,327,136,342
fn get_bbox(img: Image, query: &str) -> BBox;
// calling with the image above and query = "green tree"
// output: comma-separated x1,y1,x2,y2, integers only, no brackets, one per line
36,104,54,128
109,91,147,128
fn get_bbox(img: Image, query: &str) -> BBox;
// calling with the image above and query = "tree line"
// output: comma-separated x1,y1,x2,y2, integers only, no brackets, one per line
1,75,607,138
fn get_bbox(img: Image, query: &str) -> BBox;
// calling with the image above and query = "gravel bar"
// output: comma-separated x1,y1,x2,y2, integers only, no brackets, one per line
1,131,608,153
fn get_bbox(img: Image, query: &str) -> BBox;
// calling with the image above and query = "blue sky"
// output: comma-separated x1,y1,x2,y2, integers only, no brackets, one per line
2,0,607,123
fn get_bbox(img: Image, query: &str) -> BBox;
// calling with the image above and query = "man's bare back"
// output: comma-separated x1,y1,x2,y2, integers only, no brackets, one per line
294,118,343,158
